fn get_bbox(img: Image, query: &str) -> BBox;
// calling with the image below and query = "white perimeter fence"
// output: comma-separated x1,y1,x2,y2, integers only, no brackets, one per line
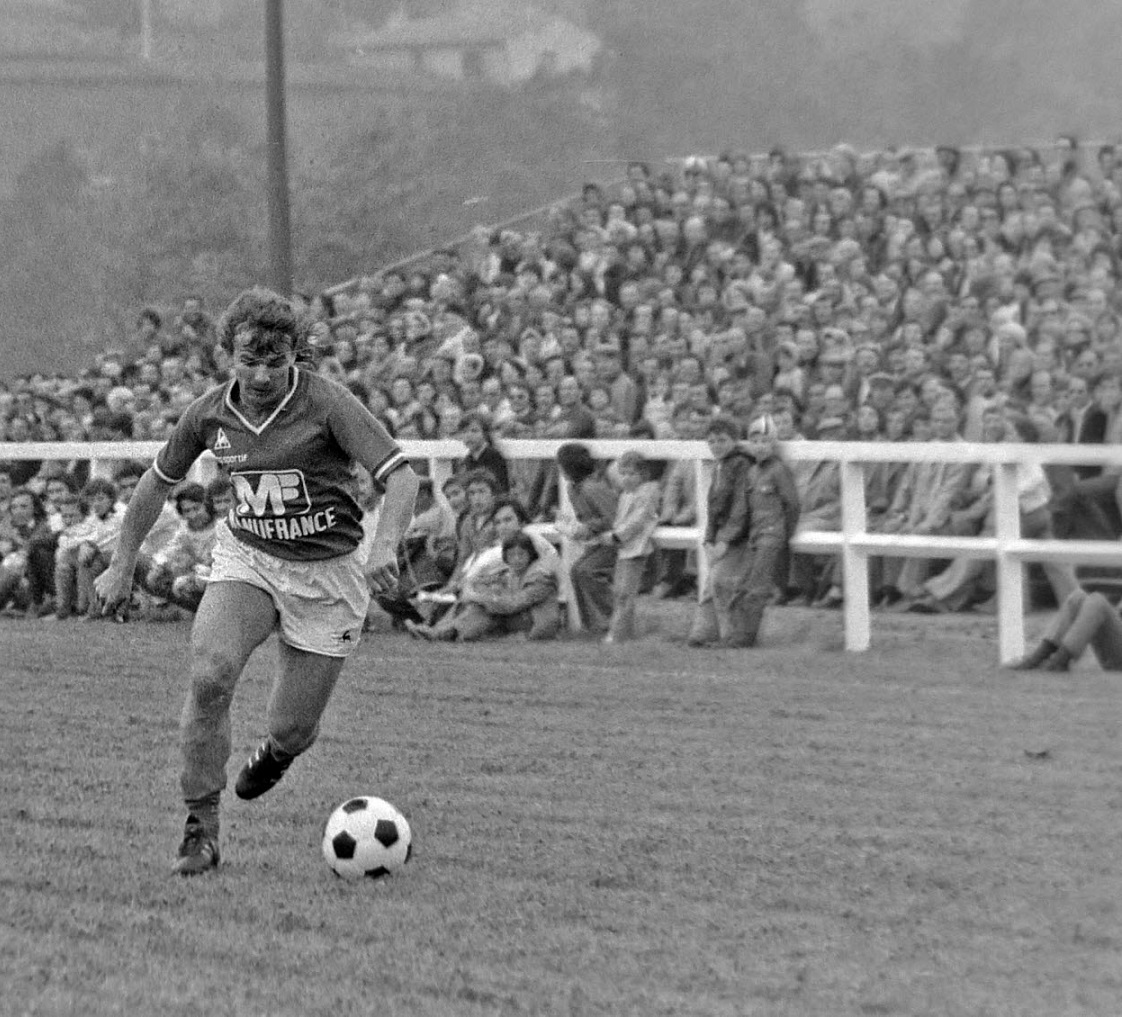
4,438,1121,665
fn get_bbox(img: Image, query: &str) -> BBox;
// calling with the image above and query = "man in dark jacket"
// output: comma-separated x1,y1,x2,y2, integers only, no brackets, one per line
687,416,754,647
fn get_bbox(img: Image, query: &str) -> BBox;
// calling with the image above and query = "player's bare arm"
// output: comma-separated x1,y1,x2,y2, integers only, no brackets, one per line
366,464,420,595
94,466,176,612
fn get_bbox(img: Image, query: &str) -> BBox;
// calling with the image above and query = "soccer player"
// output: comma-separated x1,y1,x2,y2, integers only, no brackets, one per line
95,288,419,876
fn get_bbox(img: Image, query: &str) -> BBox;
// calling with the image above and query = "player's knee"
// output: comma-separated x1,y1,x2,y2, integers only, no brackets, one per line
189,645,242,688
187,673,233,717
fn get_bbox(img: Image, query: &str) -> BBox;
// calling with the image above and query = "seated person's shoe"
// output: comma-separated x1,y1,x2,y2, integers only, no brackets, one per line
907,595,945,614
404,620,435,641
814,586,844,609
173,815,220,876
887,596,917,613
1043,646,1074,672
1007,641,1056,670
235,739,296,801
875,588,903,609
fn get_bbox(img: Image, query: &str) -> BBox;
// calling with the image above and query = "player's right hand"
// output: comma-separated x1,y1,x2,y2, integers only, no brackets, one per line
93,559,136,616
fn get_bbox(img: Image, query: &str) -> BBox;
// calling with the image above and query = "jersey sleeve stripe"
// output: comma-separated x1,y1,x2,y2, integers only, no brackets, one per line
151,457,187,485
372,451,408,484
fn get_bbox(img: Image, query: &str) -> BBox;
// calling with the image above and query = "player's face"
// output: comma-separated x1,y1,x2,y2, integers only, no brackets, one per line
232,338,296,415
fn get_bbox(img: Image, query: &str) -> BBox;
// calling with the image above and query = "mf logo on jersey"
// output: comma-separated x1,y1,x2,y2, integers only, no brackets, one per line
232,470,312,517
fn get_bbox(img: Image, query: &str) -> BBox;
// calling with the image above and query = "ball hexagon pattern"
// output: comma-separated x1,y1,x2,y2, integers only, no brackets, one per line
322,796,412,881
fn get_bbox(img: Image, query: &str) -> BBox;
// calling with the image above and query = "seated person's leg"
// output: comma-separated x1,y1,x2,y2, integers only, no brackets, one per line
452,603,500,642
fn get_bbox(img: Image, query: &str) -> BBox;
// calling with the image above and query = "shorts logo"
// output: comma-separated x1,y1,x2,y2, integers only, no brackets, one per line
232,470,312,517
338,630,353,643
213,428,231,451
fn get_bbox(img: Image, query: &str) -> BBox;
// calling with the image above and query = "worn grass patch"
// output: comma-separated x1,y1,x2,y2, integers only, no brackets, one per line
2,605,1121,1017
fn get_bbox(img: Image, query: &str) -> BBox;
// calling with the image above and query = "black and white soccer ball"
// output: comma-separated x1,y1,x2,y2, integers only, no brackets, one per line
322,796,412,881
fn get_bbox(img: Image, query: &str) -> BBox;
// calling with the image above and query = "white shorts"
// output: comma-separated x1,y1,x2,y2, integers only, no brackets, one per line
208,523,369,658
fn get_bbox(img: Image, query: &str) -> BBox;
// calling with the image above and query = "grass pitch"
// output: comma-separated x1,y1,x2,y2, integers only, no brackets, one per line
2,603,1121,1017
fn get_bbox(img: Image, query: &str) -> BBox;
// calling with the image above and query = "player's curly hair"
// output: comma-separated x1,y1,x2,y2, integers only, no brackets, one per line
216,287,313,359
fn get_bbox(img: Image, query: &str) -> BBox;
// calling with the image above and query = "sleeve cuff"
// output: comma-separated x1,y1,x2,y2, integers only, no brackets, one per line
372,451,408,485
152,459,186,485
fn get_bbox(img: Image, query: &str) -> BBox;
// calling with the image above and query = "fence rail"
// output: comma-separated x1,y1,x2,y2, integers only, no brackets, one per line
3,438,1121,664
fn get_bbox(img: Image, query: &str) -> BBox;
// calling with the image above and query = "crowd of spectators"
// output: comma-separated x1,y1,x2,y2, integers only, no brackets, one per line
4,136,1122,631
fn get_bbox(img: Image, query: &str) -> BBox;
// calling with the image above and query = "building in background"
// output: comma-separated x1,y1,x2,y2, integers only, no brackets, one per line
337,1,600,86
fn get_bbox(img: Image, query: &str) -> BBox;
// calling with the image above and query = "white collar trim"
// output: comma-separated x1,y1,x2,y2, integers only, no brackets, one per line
225,367,300,435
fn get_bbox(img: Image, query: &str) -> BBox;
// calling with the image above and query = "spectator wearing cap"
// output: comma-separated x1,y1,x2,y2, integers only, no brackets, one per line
725,414,800,646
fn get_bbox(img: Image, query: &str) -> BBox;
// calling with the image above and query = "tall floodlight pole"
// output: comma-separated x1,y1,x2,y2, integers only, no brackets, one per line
140,0,152,61
265,0,294,295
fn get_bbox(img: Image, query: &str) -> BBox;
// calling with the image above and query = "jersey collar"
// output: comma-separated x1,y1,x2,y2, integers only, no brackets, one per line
225,367,301,435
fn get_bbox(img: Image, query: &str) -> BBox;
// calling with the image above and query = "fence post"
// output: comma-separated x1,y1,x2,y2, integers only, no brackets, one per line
428,457,453,507
993,460,1025,665
839,459,871,652
694,457,713,601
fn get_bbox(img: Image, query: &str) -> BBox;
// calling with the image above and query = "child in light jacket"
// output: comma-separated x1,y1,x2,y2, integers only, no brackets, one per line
55,478,123,619
603,450,661,642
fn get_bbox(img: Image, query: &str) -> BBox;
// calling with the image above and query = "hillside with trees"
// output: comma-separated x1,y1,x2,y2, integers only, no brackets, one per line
3,0,1122,374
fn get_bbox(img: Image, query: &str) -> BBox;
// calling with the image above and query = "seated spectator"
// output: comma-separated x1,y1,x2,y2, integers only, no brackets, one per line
458,495,562,593
0,487,52,614
870,399,971,607
414,532,560,643
1009,589,1122,672
24,474,82,616
53,478,123,621
144,483,219,613
907,413,1078,614
403,468,500,636
788,414,847,607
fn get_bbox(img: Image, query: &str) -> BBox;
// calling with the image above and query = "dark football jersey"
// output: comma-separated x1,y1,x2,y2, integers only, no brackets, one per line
154,368,405,561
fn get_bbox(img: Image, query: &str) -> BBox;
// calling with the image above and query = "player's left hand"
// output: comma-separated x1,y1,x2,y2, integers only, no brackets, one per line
365,546,401,596
94,558,136,616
